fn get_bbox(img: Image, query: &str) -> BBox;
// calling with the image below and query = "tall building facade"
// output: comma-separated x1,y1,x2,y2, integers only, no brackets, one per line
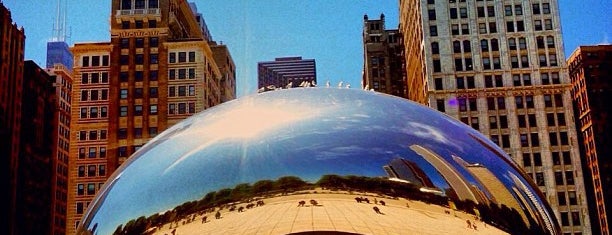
15,61,58,235
45,63,73,235
1,3,26,234
362,14,406,98
398,1,591,234
257,56,316,91
568,45,612,235
211,42,236,102
66,1,234,233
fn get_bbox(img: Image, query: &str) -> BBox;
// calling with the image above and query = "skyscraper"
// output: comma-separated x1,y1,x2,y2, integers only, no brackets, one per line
257,56,316,91
66,1,235,233
568,44,612,235
362,14,405,97
1,3,26,234
398,1,591,234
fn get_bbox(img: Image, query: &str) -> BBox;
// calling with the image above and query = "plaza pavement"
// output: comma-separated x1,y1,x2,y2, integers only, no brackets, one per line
154,190,507,235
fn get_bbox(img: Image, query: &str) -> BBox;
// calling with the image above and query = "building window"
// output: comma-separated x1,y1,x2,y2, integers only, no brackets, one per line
506,21,514,32
79,148,86,158
150,87,158,98
189,51,196,62
150,104,158,115
118,128,128,139
431,42,439,54
149,127,158,137
88,165,96,176
149,0,159,8
134,128,143,138
135,38,144,48
118,146,128,157
450,8,457,19
149,20,157,28
77,184,84,195
487,6,495,17
77,202,84,214
504,5,513,16
179,103,187,114
169,52,176,63
428,9,437,20
121,0,131,9
178,52,187,63
436,99,445,112
99,165,106,176
134,88,143,99
543,3,551,14
78,166,85,177
189,102,196,113
150,37,159,47
150,70,158,81
122,21,130,29
533,3,541,14
434,78,443,90
433,59,441,72
82,56,90,67
134,105,143,116
120,106,128,117
515,4,523,15
150,54,158,64
87,183,95,195
120,89,128,99
100,130,107,139
120,55,129,65
430,26,438,36
459,7,468,18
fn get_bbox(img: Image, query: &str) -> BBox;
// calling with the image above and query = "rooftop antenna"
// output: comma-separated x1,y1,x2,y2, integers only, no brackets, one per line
52,0,69,42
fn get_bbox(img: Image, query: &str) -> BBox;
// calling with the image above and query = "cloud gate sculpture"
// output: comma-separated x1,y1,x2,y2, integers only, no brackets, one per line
78,88,560,235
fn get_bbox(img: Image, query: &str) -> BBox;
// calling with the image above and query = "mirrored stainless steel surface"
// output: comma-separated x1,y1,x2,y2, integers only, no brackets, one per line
78,88,560,235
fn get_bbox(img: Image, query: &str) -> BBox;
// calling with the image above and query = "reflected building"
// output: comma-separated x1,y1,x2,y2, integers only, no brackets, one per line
384,157,435,188
67,0,235,234
453,155,530,226
409,145,487,205
399,1,592,233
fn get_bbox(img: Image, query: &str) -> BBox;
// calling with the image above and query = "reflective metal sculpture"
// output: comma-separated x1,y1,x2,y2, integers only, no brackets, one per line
78,88,560,235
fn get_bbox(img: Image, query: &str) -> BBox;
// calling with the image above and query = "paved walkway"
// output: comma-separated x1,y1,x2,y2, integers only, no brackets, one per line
154,190,507,235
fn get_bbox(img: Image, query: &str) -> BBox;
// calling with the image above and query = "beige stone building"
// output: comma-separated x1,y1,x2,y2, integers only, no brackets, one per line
398,1,591,234
66,0,235,234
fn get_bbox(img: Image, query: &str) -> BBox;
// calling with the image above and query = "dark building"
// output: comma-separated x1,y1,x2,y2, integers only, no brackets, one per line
1,3,26,235
362,14,406,98
257,56,316,91
14,61,57,235
568,45,612,235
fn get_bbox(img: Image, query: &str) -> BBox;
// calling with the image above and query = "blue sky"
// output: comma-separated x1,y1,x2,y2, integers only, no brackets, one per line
4,0,611,97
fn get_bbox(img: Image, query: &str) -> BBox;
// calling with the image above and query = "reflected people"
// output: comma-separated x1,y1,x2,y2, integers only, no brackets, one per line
77,88,560,235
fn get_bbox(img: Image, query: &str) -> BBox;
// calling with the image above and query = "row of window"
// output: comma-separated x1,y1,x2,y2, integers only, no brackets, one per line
81,72,109,84
117,127,158,140
119,104,158,116
78,146,106,159
77,164,106,178
76,182,103,196
121,19,157,30
120,53,158,65
80,89,108,102
77,130,107,141
432,54,558,72
435,73,559,91
80,106,108,119
120,0,159,10
168,102,196,115
169,85,196,97
120,87,158,99
429,19,554,37
119,70,158,82
428,3,552,21
121,37,159,49
169,51,196,64
433,37,554,55
169,68,197,80
524,151,572,167
436,94,565,113
81,55,109,67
